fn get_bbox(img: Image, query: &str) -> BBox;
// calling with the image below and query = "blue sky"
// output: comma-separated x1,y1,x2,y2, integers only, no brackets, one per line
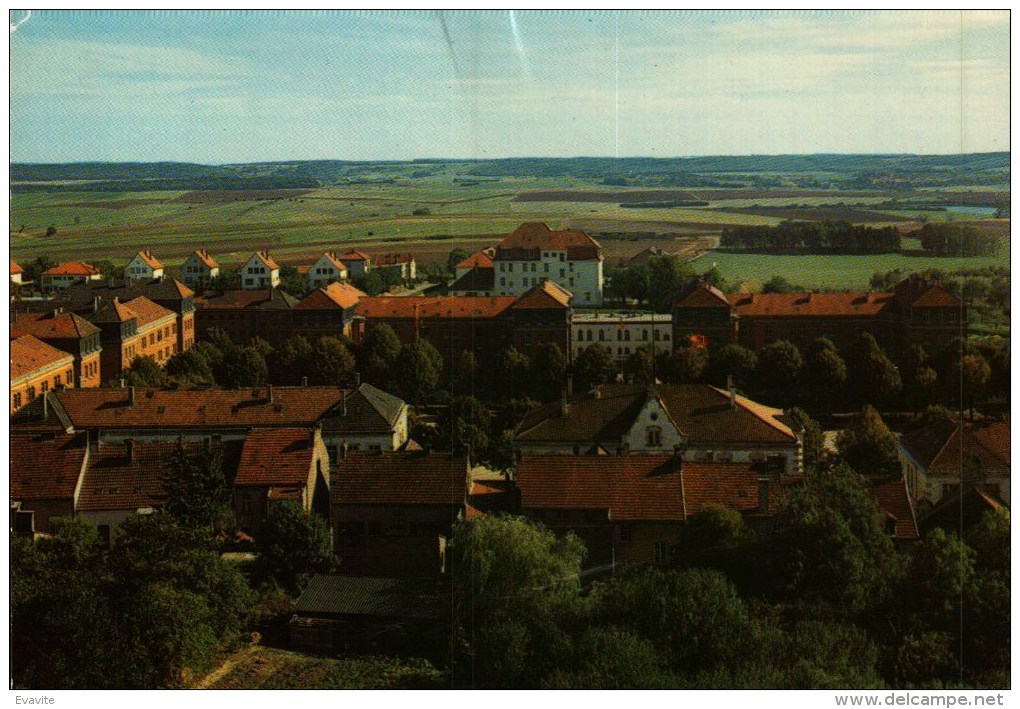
9,10,1010,163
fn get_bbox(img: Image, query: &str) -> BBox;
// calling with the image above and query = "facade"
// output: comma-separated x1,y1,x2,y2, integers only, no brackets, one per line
572,312,672,361
126,251,164,281
233,428,331,537
491,222,604,306
339,250,373,277
294,282,366,340
454,249,494,279
10,433,90,535
373,253,416,280
673,273,965,355
307,251,349,289
181,250,220,289
241,251,281,289
10,335,76,414
194,288,299,344
899,419,1010,511
40,262,103,291
11,260,24,285
514,383,802,474
10,310,103,389
90,296,179,381
332,451,469,577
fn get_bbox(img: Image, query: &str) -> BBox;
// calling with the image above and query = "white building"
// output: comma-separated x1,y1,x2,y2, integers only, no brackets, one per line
338,250,373,277
10,260,23,285
374,253,416,280
241,251,281,290
572,312,673,361
307,251,348,289
126,251,164,281
492,222,604,306
181,250,220,289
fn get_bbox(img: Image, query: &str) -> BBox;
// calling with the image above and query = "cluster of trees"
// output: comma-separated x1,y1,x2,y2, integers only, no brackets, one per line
720,220,901,254
448,492,1010,689
605,254,705,312
917,223,1001,257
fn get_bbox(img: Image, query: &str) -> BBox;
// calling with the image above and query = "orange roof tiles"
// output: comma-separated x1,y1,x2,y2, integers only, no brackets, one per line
332,452,468,506
318,251,348,273
496,222,602,260
901,419,1010,473
253,250,280,270
675,284,731,309
339,249,373,262
727,291,893,317
11,311,101,340
11,260,24,275
455,251,494,270
869,478,920,541
909,284,962,308
10,433,89,501
374,253,414,266
235,428,318,487
43,262,101,277
682,462,773,515
135,250,162,270
90,298,137,324
298,282,366,310
11,335,74,381
122,296,175,328
357,294,518,320
77,441,174,511
195,289,299,309
511,280,572,309
191,249,219,269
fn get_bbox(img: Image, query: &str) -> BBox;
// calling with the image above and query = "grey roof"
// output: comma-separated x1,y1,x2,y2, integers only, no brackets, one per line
294,575,451,620
319,383,406,435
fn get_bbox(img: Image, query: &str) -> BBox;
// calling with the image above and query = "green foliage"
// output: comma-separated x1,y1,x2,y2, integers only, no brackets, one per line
801,339,847,409
493,347,531,401
677,503,751,553
255,502,334,596
165,347,215,386
647,255,693,312
918,223,1000,257
395,338,443,403
572,343,616,391
722,220,901,255
161,441,233,533
543,627,680,689
623,345,655,384
24,255,57,283
705,343,758,388
450,349,480,395
120,355,167,388
442,395,492,460
358,324,401,386
266,334,312,385
216,346,268,388
661,344,708,384
837,405,901,479
447,248,471,272
786,407,825,473
761,275,800,293
530,342,567,401
846,333,902,407
755,340,802,404
311,336,356,385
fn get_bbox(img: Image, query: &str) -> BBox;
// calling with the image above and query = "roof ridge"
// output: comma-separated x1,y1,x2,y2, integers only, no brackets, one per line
706,385,796,440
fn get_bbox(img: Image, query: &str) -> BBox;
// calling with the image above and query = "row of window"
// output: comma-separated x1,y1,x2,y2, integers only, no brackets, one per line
247,266,271,274
498,260,573,273
576,328,669,342
13,366,75,409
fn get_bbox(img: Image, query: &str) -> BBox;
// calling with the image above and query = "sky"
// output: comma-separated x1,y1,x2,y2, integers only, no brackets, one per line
8,10,1011,164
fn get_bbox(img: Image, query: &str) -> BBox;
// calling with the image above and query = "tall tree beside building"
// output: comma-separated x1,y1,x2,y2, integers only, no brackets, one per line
358,324,402,386
800,338,847,410
162,442,233,533
311,336,356,386
704,343,758,389
493,347,532,402
845,332,902,408
530,342,568,401
254,501,334,596
395,338,443,403
268,334,314,385
835,405,900,480
755,340,802,405
216,345,268,388
572,343,616,392
785,407,825,473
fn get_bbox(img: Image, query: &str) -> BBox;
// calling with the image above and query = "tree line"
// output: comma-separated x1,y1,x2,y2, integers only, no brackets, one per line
720,220,902,254
916,223,1001,257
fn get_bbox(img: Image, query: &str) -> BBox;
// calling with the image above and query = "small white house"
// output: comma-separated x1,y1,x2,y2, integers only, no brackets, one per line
308,251,348,289
338,250,373,277
241,251,281,290
126,251,164,281
11,260,24,285
181,250,220,289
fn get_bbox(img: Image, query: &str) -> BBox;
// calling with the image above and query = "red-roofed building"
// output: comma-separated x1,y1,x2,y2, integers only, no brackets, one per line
373,253,416,280
234,428,331,536
868,478,920,543
10,432,90,535
10,310,103,388
673,273,965,353
492,222,604,305
10,335,76,414
516,454,790,565
126,250,164,281
194,288,299,343
11,260,24,285
40,262,103,291
181,249,220,289
295,282,366,339
332,451,469,577
308,251,349,289
241,251,281,289
454,249,494,277
90,295,178,381
339,250,373,277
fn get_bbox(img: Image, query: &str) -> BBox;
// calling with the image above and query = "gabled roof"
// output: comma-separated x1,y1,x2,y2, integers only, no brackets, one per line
297,282,366,310
348,382,406,428
909,284,962,308
892,273,961,308
42,262,101,277
250,250,280,270
900,419,1010,473
195,289,299,310
455,251,494,270
728,292,893,317
133,250,162,270
62,278,194,305
317,384,405,436
189,249,219,269
357,294,518,320
511,280,572,309
10,433,88,501
315,251,348,273
448,267,495,293
496,222,602,260
11,260,24,275
515,384,797,447
51,386,350,430
374,253,414,266
338,249,373,262
122,296,175,328
11,335,74,380
675,284,732,309
332,451,468,506
295,575,451,620
77,440,194,512
235,428,318,487
11,311,101,340
869,478,920,541
89,298,137,324
682,461,784,515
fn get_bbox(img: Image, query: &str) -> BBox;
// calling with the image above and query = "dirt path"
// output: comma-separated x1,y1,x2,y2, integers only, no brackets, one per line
192,645,259,689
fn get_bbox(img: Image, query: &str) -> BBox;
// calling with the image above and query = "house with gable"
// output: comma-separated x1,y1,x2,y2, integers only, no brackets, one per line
307,251,349,289
373,253,416,280
40,262,103,291
492,222,604,305
10,432,90,535
89,295,179,380
339,250,373,277
241,251,281,289
126,251,164,281
11,260,24,285
11,310,103,388
10,335,76,414
295,281,366,339
181,250,220,289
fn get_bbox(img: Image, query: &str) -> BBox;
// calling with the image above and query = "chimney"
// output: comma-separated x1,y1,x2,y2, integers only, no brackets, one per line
301,376,308,387
268,384,274,404
129,386,136,406
125,438,135,463
341,441,349,460
342,390,348,417
758,475,770,514
727,375,736,409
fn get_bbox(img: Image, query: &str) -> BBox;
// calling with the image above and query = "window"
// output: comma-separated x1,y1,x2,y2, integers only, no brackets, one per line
654,330,661,341
499,277,506,286
560,269,565,278
642,330,648,341
585,292,591,301
654,541,669,565
646,427,662,446
578,331,584,341
559,253,565,262
544,263,549,272
499,263,505,272
624,330,630,341
586,331,592,341
12,393,22,409
55,374,62,386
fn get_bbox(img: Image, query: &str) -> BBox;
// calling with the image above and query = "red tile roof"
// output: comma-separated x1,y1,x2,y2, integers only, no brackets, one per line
909,284,962,308
297,282,366,310
511,280,572,309
235,428,319,487
11,260,24,275
191,249,219,269
455,251,494,270
357,294,518,320
332,452,468,506
135,250,163,270
10,433,88,501
317,251,349,273
728,292,892,317
76,440,200,512
90,298,137,324
496,223,602,260
900,419,1010,473
43,262,101,277
869,478,920,541
675,284,731,308
122,296,175,328
51,386,349,430
374,253,414,266
339,250,373,262
682,462,770,515
252,250,280,270
195,289,299,309
11,311,101,340
10,335,75,381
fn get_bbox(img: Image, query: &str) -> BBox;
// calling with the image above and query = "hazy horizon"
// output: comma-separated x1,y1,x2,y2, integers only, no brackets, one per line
10,10,1010,164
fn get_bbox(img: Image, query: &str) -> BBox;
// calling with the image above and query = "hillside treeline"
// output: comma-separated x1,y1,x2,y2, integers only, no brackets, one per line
916,223,1002,257
720,220,902,254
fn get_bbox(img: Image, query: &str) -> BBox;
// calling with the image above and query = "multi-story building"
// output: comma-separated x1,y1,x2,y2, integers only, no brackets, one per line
241,251,281,289
338,250,373,277
491,222,604,306
10,334,76,414
373,253,416,280
90,296,179,381
293,282,366,340
673,273,965,354
449,250,495,296
10,310,103,388
194,288,300,344
571,312,673,361
40,262,103,291
513,382,802,474
180,250,220,289
10,432,90,535
125,250,164,281
307,251,349,289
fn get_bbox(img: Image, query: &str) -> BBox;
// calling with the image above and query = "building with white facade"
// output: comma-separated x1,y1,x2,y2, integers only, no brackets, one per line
572,312,673,361
307,251,348,289
491,223,604,306
241,251,281,290
181,250,220,289
125,251,164,281
339,250,373,277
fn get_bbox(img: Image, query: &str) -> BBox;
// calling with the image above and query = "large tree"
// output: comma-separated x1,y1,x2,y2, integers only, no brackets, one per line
846,333,902,407
786,407,826,473
705,343,758,389
530,342,568,401
395,339,444,403
800,338,847,410
254,501,334,595
216,346,268,388
755,340,802,405
493,347,532,401
311,336,356,386
836,405,901,480
573,344,616,392
268,334,314,385
162,441,233,533
358,323,402,386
